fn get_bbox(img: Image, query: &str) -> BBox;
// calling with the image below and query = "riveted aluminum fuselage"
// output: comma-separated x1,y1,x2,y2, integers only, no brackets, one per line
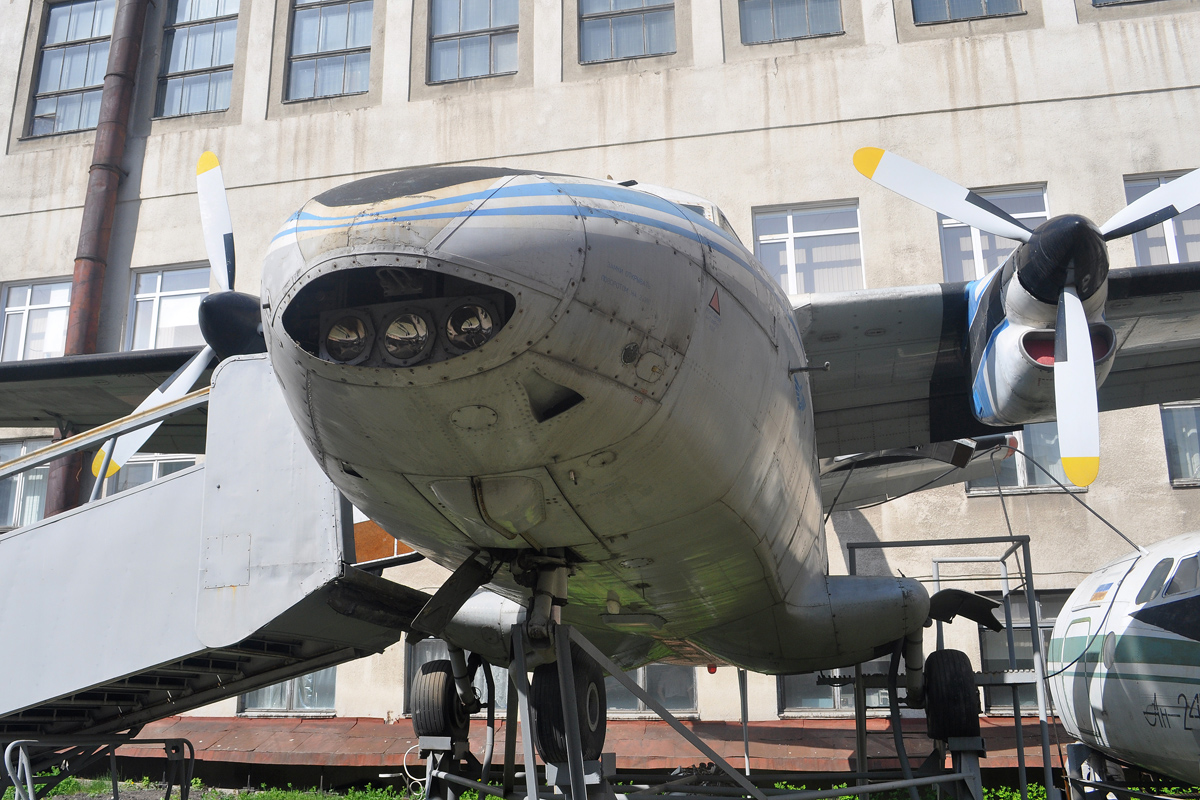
261,169,923,673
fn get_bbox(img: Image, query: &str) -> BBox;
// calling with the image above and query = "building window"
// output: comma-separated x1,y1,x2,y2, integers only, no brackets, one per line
739,0,841,43
778,655,892,712
405,639,509,712
0,439,52,530
911,0,1019,23
967,423,1070,493
101,454,198,497
1126,175,1200,267
2,281,71,362
579,0,675,63
1160,403,1200,487
156,0,239,117
607,664,696,713
753,203,863,297
30,0,114,136
127,267,208,350
938,186,1047,283
241,667,337,712
429,0,517,82
978,590,1069,711
285,0,373,100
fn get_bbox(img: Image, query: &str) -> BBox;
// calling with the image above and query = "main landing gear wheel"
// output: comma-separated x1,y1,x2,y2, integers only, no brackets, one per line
531,642,607,762
412,660,471,740
924,649,981,740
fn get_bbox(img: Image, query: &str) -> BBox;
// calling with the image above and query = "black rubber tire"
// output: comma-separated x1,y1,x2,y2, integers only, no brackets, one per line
412,660,470,739
924,648,981,740
530,642,607,763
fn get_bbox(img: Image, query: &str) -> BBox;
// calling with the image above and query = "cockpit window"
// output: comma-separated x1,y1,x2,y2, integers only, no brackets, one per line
1164,555,1199,597
1136,558,1175,604
680,203,707,218
718,211,742,244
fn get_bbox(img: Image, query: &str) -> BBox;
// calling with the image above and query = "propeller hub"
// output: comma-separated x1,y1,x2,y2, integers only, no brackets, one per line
1013,214,1108,306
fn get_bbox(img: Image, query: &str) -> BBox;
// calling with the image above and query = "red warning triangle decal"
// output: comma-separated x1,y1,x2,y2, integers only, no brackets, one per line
709,288,721,315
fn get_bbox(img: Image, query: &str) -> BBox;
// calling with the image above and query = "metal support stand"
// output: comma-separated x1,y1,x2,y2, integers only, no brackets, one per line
555,625,588,800
737,668,751,776
946,738,985,800
511,625,543,800
2,737,194,800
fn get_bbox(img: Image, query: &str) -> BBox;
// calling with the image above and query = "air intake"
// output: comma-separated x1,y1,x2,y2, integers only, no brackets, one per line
521,371,584,423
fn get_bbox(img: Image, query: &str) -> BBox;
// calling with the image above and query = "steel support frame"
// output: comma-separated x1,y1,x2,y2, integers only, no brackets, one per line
2,737,194,800
846,535,1057,800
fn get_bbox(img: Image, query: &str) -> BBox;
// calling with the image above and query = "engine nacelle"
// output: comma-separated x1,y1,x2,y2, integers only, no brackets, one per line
967,215,1118,426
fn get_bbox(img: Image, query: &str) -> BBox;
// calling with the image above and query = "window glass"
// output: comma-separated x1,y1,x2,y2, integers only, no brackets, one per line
1136,558,1174,604
738,0,841,43
1,281,72,362
978,590,1069,710
938,187,1046,282
0,439,53,529
912,0,1019,22
579,0,674,63
157,0,238,121
1126,175,1200,267
1161,404,1200,487
103,454,198,497
778,655,892,712
286,0,372,99
128,267,208,351
31,0,113,135
606,664,697,713
429,0,518,82
1165,555,1199,597
967,422,1067,493
242,666,336,711
753,203,863,297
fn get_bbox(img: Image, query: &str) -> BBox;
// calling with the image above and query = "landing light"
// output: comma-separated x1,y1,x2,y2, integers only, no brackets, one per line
325,315,371,363
445,304,495,351
382,312,432,364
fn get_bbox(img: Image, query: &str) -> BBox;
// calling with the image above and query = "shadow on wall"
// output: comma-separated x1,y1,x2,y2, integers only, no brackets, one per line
827,508,895,578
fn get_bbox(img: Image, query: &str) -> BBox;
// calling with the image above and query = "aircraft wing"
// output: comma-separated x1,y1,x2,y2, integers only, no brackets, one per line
797,261,1200,459
0,347,211,453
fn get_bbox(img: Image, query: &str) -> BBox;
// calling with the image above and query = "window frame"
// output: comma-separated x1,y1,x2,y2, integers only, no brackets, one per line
977,590,1070,713
154,0,241,119
605,663,698,718
1,279,73,362
776,656,896,716
937,184,1047,283
752,200,866,299
238,667,338,715
577,0,677,64
282,0,375,103
1125,172,1199,268
1159,401,1200,488
124,265,210,352
965,423,1082,496
0,438,53,531
98,453,200,498
910,0,1023,24
737,0,844,45
426,0,519,84
27,0,115,138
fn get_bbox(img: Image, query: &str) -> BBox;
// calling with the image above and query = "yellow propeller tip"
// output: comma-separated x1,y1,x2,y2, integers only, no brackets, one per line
853,147,885,179
197,151,220,175
1062,456,1099,487
90,450,121,478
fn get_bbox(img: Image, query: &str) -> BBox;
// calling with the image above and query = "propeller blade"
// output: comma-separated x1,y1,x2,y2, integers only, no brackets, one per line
1099,167,1200,241
1054,287,1100,487
91,346,215,479
853,147,1033,244
197,151,235,292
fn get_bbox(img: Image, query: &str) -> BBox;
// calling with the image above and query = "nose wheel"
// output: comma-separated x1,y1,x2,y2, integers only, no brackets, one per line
531,641,608,763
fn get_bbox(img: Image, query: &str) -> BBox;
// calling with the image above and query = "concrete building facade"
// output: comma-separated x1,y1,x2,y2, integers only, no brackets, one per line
1,0,1199,756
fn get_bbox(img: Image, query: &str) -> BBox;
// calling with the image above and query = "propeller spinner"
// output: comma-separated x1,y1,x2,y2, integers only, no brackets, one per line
853,147,1200,487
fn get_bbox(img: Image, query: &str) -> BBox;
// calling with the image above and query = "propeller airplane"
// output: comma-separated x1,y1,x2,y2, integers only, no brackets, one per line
9,148,1200,768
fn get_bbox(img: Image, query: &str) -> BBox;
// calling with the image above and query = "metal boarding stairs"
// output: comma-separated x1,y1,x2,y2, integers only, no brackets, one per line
0,355,431,796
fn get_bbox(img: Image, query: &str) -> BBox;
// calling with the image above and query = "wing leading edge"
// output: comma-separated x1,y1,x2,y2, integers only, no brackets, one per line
798,261,1200,459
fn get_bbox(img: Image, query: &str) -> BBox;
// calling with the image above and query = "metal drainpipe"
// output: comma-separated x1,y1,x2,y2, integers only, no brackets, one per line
45,0,151,516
